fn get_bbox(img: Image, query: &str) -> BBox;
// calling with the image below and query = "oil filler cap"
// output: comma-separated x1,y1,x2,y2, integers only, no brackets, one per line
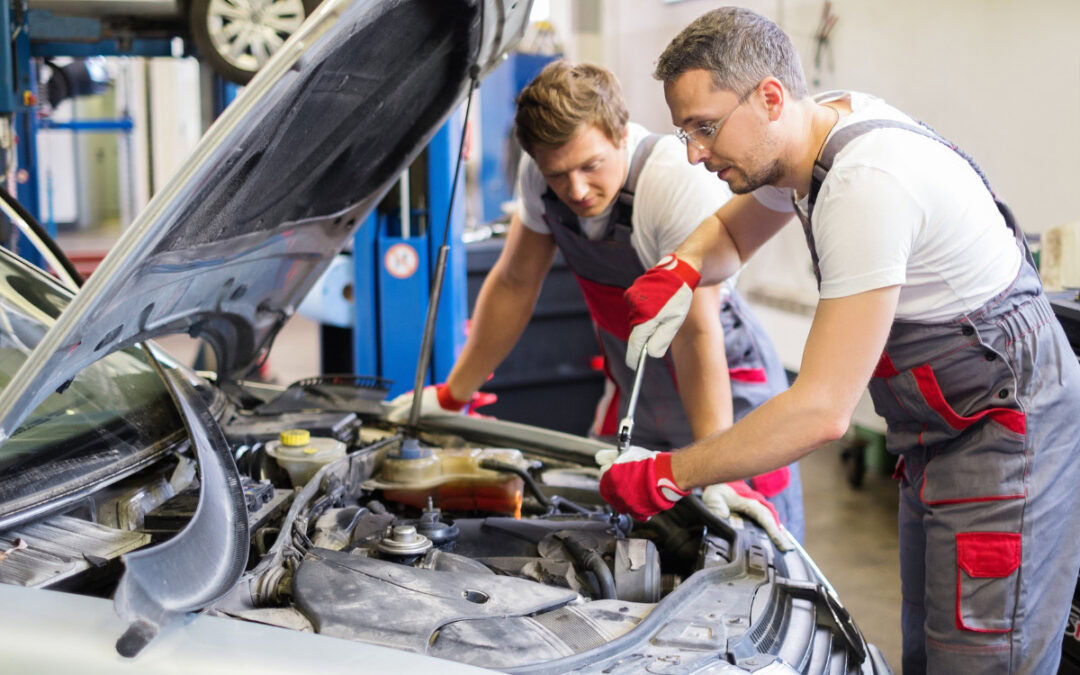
280,429,312,451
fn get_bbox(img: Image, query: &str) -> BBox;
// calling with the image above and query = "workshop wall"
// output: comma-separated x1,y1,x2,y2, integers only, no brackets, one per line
552,0,1080,237
543,0,1080,426
546,0,1080,377
36,58,151,232
147,58,203,196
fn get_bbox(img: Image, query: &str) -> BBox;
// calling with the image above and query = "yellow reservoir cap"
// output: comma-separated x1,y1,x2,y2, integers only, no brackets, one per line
280,429,311,447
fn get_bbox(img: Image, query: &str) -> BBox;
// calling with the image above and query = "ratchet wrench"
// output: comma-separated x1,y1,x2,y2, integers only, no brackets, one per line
616,347,648,455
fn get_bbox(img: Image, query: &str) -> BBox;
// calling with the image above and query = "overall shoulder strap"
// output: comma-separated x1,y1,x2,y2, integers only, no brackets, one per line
618,133,664,205
808,119,996,217
606,133,663,238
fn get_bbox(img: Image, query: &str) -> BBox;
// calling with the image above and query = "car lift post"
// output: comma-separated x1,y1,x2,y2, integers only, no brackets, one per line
352,107,468,397
1,0,177,269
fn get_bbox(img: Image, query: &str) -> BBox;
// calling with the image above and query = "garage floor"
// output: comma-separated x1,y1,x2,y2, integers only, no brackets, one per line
157,314,904,670
800,442,903,668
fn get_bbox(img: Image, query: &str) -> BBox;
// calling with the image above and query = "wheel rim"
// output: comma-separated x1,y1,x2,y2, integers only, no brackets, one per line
205,0,306,73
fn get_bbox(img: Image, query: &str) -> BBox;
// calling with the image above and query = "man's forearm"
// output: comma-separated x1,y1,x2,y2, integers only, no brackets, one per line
445,272,542,400
674,213,743,285
670,381,847,489
670,331,733,438
669,287,901,488
669,287,733,439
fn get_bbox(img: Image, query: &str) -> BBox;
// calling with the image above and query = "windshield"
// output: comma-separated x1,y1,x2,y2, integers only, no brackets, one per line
0,253,185,522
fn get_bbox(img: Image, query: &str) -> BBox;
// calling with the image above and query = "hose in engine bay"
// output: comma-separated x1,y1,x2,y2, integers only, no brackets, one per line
558,532,617,600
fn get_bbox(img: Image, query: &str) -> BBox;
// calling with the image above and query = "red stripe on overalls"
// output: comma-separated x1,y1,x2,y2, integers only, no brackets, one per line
872,352,1025,434
912,364,1026,504
874,352,1026,505
911,364,1026,435
729,367,768,383
873,351,900,378
596,358,622,437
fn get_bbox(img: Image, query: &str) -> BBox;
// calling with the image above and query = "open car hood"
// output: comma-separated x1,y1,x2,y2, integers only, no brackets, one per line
0,0,530,441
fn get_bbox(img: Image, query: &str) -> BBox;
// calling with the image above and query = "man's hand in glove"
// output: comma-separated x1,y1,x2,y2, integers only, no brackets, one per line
595,446,690,521
702,481,793,551
386,384,496,423
624,254,700,367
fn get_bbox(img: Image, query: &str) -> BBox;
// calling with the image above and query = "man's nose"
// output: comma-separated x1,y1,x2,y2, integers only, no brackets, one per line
568,173,589,200
686,142,709,165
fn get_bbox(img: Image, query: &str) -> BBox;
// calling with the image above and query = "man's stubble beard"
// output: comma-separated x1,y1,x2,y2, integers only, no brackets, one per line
726,132,786,194
726,159,785,194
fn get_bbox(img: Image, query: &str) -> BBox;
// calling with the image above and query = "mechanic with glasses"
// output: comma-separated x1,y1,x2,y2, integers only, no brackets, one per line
389,60,803,545
599,7,1080,674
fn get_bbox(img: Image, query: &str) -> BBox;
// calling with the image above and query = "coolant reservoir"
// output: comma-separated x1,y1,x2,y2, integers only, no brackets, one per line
367,443,525,517
265,428,346,487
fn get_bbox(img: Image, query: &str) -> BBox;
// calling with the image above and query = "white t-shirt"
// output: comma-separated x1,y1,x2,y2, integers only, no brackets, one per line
517,122,734,278
753,92,1021,321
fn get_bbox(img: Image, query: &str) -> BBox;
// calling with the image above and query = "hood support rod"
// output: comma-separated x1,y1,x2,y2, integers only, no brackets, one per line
407,66,480,428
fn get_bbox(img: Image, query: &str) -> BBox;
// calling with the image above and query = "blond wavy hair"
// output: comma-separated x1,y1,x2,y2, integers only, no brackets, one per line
514,60,629,155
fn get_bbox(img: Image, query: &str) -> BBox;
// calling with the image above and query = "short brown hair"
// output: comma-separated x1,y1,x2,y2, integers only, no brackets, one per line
655,7,808,99
514,60,629,156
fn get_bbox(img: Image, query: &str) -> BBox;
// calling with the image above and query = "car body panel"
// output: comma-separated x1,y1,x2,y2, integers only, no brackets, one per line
113,366,250,657
0,583,492,673
0,0,530,443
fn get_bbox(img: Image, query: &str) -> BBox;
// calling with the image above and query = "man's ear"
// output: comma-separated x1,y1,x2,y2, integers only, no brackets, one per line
760,78,785,122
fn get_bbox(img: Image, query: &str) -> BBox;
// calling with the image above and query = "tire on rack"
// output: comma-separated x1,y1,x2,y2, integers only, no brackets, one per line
189,0,322,84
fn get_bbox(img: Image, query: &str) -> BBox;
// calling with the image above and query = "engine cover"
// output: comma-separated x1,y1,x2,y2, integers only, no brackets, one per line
291,548,577,653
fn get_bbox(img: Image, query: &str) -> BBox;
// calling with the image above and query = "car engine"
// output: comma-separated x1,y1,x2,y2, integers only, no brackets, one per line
0,377,887,673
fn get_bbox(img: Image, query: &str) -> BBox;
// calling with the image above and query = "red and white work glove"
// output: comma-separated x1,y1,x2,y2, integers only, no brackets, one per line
386,384,496,422
595,448,793,550
624,254,701,368
702,481,793,551
595,447,690,521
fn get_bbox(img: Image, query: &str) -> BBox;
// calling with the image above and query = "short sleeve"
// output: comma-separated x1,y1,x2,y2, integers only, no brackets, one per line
515,153,552,235
630,136,732,267
752,185,796,213
812,166,923,298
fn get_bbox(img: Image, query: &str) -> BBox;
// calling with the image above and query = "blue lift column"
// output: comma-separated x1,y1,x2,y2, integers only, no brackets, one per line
5,7,177,269
0,0,14,147
11,8,43,267
352,106,468,396
376,215,430,398
426,106,468,387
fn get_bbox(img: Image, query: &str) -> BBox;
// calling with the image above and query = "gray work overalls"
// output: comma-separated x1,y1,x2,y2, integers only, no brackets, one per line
541,134,804,541
796,118,1080,673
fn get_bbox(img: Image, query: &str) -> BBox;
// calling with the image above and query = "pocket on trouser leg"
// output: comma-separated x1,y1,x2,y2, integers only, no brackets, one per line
955,531,1021,633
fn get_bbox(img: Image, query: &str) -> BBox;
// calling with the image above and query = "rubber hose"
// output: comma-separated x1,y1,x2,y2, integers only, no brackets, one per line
560,532,617,600
478,458,552,511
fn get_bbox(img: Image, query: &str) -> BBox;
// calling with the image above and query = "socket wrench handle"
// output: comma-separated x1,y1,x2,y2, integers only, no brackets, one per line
616,346,649,454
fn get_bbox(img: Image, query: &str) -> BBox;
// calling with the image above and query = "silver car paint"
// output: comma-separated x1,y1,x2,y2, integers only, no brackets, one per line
0,0,529,443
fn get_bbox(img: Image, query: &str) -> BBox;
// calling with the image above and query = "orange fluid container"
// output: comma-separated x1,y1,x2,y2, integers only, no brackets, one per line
377,448,527,518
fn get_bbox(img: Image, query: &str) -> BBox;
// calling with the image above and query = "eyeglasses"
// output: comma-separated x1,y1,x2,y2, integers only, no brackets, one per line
673,86,756,151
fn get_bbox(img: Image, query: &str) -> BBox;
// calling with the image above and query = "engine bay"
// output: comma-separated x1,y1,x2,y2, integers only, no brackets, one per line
0,378,881,673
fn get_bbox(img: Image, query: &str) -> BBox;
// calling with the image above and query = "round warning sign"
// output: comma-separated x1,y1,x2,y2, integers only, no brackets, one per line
384,242,419,279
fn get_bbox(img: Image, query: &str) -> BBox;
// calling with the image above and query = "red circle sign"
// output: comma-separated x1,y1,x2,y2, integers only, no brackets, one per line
384,243,419,279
